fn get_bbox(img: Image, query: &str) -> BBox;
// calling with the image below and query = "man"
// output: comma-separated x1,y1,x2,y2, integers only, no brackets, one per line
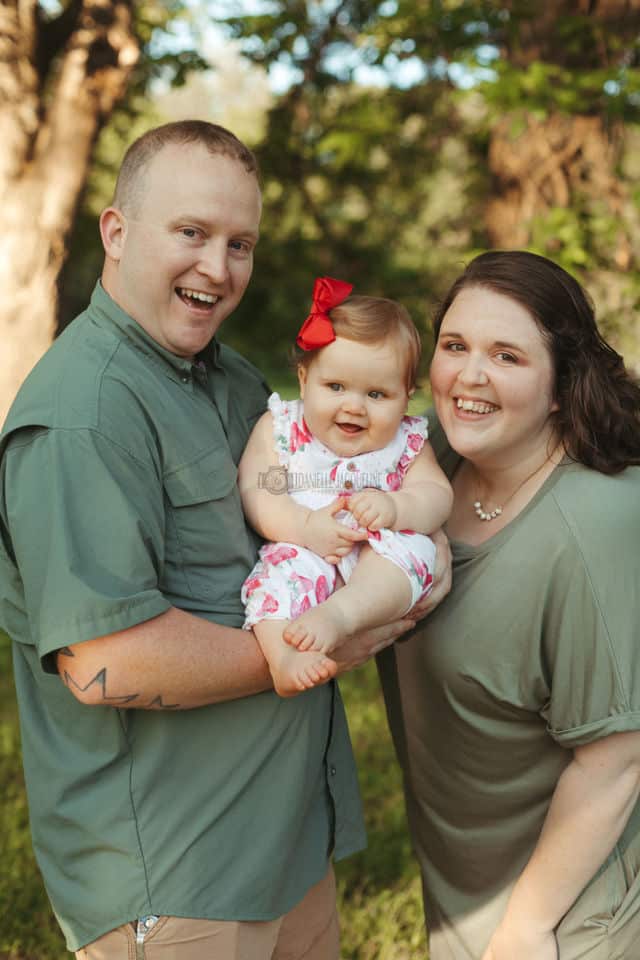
0,121,420,959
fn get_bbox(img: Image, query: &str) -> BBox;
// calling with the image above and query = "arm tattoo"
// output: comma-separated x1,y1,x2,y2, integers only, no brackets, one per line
62,666,140,704
147,694,181,710
61,666,181,709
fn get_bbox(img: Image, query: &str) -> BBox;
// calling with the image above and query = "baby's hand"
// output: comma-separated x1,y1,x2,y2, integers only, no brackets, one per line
303,497,367,562
348,490,397,531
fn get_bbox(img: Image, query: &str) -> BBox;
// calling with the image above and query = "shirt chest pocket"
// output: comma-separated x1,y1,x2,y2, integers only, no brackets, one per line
163,449,245,599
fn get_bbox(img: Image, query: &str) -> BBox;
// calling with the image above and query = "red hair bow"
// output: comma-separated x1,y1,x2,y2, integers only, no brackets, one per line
296,276,353,351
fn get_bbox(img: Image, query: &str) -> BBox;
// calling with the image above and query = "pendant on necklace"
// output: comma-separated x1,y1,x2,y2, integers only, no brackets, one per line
473,501,503,522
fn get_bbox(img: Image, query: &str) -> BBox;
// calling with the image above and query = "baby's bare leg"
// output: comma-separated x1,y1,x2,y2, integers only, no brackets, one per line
254,620,337,697
284,547,413,654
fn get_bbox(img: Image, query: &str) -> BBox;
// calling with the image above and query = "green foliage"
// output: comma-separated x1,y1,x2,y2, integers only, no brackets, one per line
59,1,640,369
0,633,426,959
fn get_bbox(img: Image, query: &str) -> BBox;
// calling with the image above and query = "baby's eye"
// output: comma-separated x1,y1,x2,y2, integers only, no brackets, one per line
327,383,343,392
368,390,385,400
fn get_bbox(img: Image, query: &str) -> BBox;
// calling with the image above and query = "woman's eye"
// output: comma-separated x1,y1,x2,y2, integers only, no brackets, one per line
496,352,517,363
443,341,465,352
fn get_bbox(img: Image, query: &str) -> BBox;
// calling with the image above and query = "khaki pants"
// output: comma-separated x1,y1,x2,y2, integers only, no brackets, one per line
75,866,339,960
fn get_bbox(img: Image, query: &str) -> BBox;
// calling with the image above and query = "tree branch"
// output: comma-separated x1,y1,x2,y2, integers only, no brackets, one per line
35,0,85,82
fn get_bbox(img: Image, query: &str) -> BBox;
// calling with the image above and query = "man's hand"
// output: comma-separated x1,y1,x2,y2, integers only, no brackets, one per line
331,618,415,675
348,489,397,531
404,528,452,625
302,497,367,562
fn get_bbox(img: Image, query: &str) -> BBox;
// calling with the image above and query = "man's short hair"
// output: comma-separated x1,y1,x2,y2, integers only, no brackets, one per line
112,120,259,215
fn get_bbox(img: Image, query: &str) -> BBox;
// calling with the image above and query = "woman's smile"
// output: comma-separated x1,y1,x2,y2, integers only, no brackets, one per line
430,286,558,468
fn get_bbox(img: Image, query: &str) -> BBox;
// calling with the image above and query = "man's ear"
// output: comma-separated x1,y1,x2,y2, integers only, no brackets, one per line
99,207,126,261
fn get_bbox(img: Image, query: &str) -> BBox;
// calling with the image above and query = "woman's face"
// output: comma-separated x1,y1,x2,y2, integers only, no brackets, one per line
430,285,559,469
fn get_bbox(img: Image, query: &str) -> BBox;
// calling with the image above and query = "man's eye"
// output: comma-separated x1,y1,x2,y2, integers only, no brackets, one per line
230,240,252,255
180,227,199,239
497,352,517,363
443,341,465,352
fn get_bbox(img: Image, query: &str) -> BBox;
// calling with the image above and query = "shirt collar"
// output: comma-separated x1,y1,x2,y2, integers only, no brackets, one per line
88,281,221,380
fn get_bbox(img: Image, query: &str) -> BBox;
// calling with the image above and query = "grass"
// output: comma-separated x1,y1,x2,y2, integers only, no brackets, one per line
0,633,426,958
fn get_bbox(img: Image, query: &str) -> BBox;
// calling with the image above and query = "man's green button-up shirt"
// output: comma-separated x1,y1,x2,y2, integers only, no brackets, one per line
0,283,366,950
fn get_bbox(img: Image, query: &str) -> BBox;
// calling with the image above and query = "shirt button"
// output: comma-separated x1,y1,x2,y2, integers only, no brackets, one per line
347,462,357,472
330,765,337,776
181,374,190,384
343,480,353,490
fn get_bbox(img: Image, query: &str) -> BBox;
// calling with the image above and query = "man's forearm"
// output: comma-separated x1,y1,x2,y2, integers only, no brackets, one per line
57,607,272,709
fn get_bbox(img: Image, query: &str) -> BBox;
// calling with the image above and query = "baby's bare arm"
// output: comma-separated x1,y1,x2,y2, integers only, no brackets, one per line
239,413,309,542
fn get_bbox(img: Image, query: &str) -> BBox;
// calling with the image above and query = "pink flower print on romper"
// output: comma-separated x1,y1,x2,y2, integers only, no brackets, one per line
291,573,314,592
290,418,313,453
409,551,433,590
291,593,312,620
261,543,298,565
396,453,412,479
315,575,330,603
329,462,340,483
243,575,263,597
407,433,423,452
386,470,402,491
258,593,280,616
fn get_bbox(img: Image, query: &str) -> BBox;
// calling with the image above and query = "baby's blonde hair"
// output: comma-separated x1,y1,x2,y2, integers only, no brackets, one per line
296,295,421,392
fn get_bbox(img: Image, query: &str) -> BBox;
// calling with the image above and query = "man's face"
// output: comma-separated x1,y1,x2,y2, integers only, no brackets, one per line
102,143,262,357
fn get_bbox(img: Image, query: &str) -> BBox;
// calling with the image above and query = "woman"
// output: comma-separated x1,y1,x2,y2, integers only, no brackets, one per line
379,250,640,960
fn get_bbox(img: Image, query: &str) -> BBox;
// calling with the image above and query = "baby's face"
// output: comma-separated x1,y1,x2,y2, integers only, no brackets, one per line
298,337,411,457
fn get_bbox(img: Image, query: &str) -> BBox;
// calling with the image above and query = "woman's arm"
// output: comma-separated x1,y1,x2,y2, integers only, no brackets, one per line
238,412,365,558
349,442,453,534
482,730,640,960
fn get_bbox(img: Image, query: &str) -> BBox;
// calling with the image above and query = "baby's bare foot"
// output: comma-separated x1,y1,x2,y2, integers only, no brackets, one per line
270,644,337,697
283,604,349,655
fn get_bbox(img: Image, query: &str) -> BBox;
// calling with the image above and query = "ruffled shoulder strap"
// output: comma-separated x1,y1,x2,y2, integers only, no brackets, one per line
396,414,429,479
267,392,313,466
268,392,294,466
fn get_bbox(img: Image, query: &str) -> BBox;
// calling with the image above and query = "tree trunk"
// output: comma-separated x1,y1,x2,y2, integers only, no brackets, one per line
485,112,628,261
0,0,138,427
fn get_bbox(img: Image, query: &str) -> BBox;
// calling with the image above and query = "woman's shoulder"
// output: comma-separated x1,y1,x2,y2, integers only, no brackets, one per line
549,460,640,555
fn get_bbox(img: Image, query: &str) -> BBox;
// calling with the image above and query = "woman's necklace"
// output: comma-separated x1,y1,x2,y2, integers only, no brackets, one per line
472,450,558,522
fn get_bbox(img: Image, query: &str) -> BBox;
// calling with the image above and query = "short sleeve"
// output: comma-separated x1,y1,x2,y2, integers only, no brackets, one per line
2,427,171,665
540,471,640,747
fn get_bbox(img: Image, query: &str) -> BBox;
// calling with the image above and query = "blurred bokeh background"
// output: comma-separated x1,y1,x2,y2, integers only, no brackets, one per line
3,2,640,956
